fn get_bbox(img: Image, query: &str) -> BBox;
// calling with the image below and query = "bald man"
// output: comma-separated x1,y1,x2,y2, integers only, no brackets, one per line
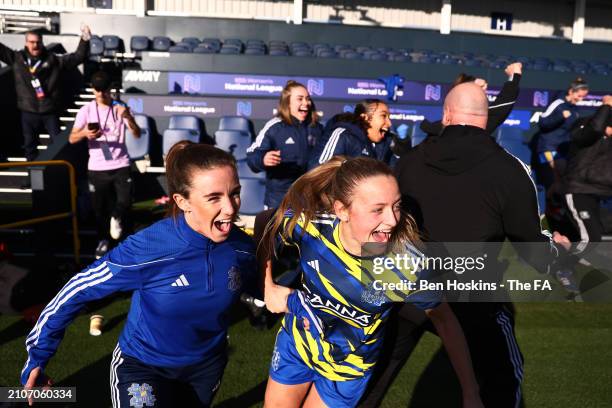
360,83,565,407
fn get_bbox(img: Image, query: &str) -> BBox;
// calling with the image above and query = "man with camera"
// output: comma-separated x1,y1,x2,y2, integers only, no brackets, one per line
69,71,140,258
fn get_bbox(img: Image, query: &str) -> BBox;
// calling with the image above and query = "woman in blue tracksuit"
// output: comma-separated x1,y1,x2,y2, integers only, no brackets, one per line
21,141,257,407
535,77,589,190
246,80,323,209
309,99,394,169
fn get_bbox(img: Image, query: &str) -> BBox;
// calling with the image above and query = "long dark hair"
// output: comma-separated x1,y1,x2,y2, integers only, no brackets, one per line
261,156,420,259
165,141,237,218
331,99,385,132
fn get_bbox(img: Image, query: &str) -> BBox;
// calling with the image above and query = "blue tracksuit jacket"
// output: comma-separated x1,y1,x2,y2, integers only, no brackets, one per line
21,214,256,385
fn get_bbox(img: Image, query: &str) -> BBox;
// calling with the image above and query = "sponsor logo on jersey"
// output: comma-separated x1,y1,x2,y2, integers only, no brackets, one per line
305,293,372,327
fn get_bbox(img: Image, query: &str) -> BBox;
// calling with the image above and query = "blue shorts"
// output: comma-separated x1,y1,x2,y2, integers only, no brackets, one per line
269,328,371,408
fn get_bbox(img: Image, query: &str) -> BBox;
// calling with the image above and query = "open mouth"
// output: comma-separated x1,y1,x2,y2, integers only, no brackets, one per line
298,107,309,115
380,127,389,138
372,229,392,243
213,219,233,234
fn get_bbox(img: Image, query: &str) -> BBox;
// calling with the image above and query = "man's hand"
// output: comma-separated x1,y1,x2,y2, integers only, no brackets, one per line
263,150,281,167
473,78,487,91
602,95,612,106
80,24,92,41
24,367,53,406
505,62,523,77
562,110,572,119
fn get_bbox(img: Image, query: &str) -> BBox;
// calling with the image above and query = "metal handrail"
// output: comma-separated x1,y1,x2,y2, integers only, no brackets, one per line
0,160,80,264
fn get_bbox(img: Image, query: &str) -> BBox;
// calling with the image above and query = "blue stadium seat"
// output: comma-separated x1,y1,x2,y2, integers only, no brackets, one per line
293,49,312,57
334,44,351,53
356,46,372,53
239,178,266,215
224,39,243,48
130,36,150,53
220,47,240,55
203,38,221,49
89,36,104,56
368,53,387,61
169,115,200,131
163,129,200,156
125,114,150,160
169,45,192,53
215,130,251,160
181,37,200,46
152,36,171,52
219,116,251,132
318,50,337,58
342,51,361,60
269,40,287,47
102,35,121,56
463,59,482,67
245,47,265,55
269,49,289,56
194,46,217,54
237,159,264,180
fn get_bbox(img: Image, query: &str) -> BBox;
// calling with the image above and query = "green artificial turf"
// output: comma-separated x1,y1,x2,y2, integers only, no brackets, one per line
1,300,611,407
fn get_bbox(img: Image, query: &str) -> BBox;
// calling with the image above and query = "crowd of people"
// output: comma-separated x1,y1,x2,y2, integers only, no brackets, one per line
5,27,610,408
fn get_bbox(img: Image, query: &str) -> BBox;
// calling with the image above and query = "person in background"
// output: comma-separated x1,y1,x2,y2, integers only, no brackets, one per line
0,25,91,161
246,80,323,209
309,99,394,169
21,141,257,407
563,95,612,252
69,71,140,258
419,62,524,138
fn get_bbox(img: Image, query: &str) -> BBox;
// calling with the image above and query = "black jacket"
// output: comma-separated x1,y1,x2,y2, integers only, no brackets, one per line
564,105,612,197
0,39,89,113
419,73,521,137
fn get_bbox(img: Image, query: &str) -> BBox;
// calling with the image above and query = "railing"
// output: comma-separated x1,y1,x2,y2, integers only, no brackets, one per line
0,160,80,264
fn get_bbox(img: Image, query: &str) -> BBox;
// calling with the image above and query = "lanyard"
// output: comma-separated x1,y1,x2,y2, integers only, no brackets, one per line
95,102,116,135
26,58,42,75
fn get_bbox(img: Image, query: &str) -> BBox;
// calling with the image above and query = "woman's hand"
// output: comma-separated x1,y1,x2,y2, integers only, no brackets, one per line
24,367,53,406
263,260,293,313
263,150,281,167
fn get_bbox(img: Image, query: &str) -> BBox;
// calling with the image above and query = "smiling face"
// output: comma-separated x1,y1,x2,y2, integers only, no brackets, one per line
567,88,588,105
173,166,241,243
363,103,392,143
25,33,43,57
289,86,313,122
334,174,401,255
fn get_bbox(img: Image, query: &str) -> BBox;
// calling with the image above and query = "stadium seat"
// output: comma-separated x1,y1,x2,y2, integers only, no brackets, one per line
393,54,411,62
293,49,312,57
152,36,171,51
181,37,200,46
220,47,240,55
368,53,387,61
224,39,243,48
341,51,361,59
215,130,251,160
89,36,104,57
169,45,192,53
318,50,337,58
194,46,217,54
202,38,221,50
219,116,251,133
169,115,200,131
269,49,289,56
245,47,265,55
239,178,267,215
236,159,264,180
125,114,150,160
130,36,150,53
162,129,200,156
102,35,122,56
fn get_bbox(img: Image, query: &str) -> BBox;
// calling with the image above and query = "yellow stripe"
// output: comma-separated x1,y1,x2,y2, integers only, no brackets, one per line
291,318,314,370
316,271,368,314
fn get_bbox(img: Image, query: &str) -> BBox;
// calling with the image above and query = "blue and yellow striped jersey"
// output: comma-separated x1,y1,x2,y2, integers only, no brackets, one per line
280,213,440,381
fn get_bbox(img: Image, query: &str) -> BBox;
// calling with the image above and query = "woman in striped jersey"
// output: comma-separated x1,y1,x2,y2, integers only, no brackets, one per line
261,156,483,408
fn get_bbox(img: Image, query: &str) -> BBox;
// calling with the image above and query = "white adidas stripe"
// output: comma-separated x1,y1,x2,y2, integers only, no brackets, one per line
25,271,114,353
26,263,111,345
319,127,345,164
110,343,124,408
247,117,282,153
540,98,564,118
